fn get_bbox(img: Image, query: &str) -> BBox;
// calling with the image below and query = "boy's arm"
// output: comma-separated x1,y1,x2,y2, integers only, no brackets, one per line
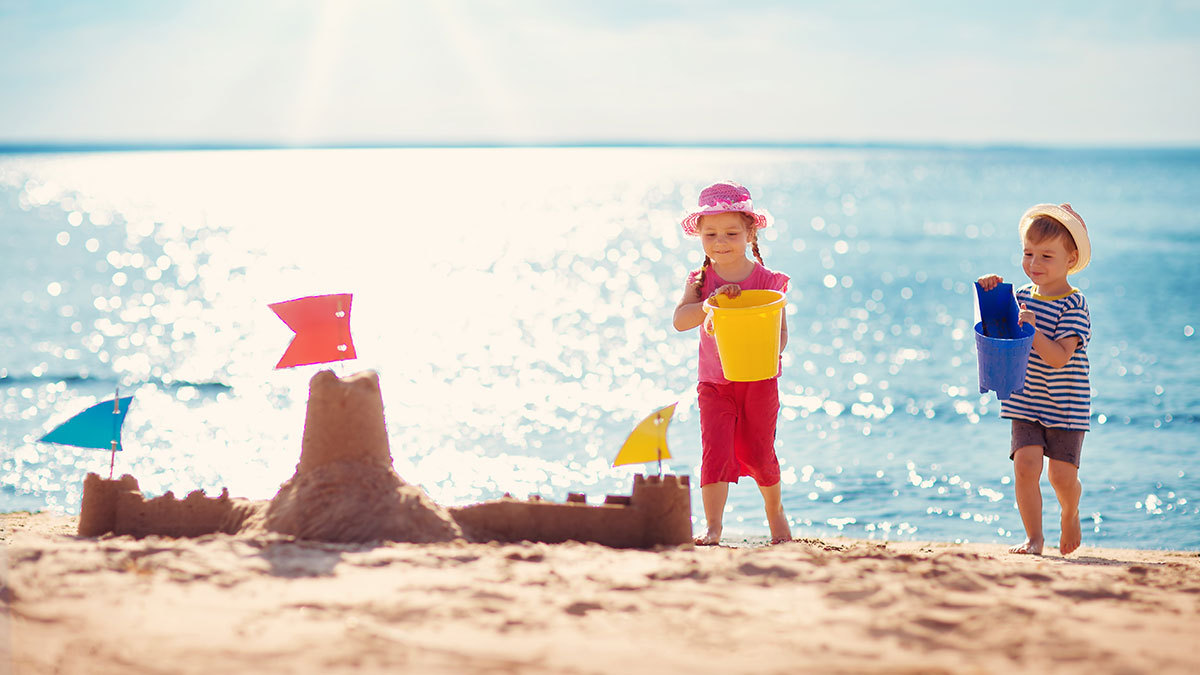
1019,303,1081,368
1031,332,1081,369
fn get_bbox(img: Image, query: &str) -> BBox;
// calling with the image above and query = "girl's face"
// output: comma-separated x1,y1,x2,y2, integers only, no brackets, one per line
697,212,753,265
1022,233,1078,290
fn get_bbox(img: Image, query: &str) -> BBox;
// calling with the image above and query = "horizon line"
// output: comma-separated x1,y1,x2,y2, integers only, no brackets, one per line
2,139,1199,155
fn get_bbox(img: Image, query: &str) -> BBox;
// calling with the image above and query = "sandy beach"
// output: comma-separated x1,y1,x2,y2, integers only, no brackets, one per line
3,511,1198,674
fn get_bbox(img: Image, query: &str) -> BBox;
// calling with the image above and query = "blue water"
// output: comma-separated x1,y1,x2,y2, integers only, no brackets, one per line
2,146,1197,550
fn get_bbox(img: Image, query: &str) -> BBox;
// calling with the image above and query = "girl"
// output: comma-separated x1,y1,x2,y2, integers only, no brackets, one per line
673,181,791,546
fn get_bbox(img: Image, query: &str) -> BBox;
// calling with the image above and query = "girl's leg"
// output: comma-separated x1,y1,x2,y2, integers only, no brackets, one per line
1047,458,1082,555
696,481,730,545
757,481,791,543
696,383,737,546
734,379,788,543
1011,445,1045,554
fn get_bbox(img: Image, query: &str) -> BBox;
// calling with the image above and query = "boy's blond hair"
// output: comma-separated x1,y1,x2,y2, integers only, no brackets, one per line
1023,215,1078,253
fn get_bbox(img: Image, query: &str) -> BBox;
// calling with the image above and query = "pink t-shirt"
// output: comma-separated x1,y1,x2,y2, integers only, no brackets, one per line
692,263,789,384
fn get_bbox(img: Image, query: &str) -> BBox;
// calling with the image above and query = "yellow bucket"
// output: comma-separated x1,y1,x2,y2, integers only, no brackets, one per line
703,289,786,381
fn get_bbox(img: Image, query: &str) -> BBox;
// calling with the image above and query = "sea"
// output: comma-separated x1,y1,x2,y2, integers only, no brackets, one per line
2,145,1197,551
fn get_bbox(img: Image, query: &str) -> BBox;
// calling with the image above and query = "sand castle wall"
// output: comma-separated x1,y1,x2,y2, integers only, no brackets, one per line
451,474,692,549
76,369,693,548
77,473,261,538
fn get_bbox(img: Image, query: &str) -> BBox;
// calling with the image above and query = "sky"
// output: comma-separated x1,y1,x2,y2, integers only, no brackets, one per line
1,0,1199,147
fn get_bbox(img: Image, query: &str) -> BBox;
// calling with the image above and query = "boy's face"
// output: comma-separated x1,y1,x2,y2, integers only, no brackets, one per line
1022,233,1078,289
697,212,752,265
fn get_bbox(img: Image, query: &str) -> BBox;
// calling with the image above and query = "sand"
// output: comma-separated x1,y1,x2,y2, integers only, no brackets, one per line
8,369,1199,672
4,511,1199,674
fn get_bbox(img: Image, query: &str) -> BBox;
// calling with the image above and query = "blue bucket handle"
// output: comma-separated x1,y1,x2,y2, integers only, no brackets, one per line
975,282,1021,339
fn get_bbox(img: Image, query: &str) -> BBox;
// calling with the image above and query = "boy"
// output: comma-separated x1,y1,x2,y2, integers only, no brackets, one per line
977,203,1091,555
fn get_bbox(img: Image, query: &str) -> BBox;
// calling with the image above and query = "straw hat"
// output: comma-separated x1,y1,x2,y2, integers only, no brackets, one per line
1019,203,1091,275
681,182,772,236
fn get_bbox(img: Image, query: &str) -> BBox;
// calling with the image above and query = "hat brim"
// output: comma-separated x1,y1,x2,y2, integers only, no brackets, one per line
1019,204,1091,275
681,208,771,236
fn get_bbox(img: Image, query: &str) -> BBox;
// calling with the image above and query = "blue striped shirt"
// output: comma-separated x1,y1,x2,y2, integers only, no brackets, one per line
1000,285,1091,431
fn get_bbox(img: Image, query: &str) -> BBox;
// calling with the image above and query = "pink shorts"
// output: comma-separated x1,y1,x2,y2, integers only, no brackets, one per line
697,379,782,487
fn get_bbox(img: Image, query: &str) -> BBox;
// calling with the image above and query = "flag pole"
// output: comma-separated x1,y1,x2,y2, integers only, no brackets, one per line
110,387,119,479
656,411,663,477
337,296,347,377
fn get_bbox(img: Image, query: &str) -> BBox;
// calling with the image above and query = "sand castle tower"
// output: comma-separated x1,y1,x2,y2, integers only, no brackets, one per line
259,370,462,543
629,474,692,546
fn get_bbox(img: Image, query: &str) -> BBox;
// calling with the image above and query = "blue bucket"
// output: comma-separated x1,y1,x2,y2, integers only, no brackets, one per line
974,281,1034,400
975,321,1035,399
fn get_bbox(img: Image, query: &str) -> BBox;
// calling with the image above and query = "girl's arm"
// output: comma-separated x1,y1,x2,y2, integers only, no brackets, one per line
674,281,743,331
1019,304,1080,368
780,313,788,352
673,281,705,331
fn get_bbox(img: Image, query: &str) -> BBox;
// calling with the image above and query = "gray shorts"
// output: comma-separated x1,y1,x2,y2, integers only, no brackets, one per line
1010,419,1085,467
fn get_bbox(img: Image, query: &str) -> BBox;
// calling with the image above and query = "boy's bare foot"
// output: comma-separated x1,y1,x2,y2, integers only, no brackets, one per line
1009,537,1044,555
694,530,721,546
1060,509,1082,555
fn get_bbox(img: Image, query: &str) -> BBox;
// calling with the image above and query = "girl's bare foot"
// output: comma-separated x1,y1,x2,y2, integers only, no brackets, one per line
767,511,791,545
1009,537,1044,555
694,529,721,546
1060,509,1082,555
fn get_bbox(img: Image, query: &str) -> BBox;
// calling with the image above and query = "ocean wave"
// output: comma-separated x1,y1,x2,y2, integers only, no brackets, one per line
0,372,232,393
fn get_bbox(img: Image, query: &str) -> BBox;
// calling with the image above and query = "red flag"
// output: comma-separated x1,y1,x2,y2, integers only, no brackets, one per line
269,293,357,369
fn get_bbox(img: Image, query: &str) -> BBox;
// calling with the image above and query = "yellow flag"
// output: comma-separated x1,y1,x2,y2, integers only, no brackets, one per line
613,403,676,467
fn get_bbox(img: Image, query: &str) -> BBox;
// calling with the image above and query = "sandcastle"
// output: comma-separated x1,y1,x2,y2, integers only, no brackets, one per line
77,473,258,538
76,370,693,548
451,474,691,549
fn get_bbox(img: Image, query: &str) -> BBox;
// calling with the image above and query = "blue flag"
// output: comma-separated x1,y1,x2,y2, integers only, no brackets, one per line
40,396,133,451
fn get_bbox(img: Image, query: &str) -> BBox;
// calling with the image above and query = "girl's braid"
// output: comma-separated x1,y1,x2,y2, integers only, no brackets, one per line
691,256,712,297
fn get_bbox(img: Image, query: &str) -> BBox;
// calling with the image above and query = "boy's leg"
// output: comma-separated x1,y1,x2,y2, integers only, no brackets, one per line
757,481,791,543
696,481,730,545
1048,458,1082,555
1011,444,1046,554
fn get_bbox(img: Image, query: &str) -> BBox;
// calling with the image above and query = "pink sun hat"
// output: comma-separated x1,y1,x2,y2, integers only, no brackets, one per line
680,181,773,236
1019,202,1091,275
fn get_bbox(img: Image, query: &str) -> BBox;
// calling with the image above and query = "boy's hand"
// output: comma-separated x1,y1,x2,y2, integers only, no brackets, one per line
1018,303,1036,329
976,274,1003,291
710,283,741,300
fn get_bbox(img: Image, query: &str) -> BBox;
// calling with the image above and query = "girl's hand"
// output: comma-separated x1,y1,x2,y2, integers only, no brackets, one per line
1018,303,1036,329
710,283,741,300
703,314,715,336
976,274,1003,291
